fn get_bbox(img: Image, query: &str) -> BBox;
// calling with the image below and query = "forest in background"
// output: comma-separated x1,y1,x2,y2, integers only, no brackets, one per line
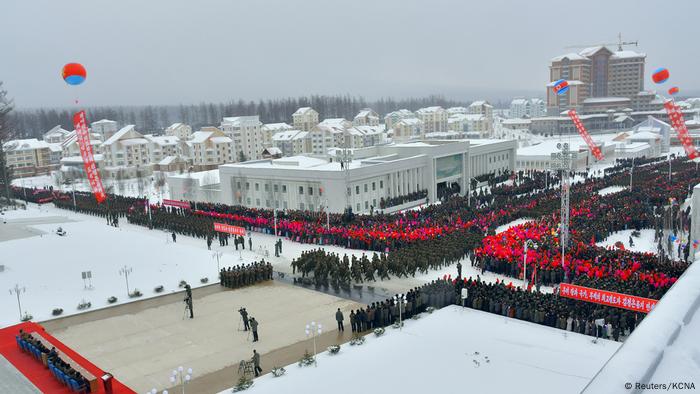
9,94,511,139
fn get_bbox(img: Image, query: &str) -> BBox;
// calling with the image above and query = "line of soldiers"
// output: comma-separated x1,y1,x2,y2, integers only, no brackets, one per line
220,261,273,289
348,279,454,332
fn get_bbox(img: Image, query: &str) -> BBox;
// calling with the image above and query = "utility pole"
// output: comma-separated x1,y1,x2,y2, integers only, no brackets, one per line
550,143,573,283
119,265,133,295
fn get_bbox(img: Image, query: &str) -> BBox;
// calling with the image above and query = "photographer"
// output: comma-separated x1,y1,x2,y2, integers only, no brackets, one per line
184,284,193,319
239,307,249,331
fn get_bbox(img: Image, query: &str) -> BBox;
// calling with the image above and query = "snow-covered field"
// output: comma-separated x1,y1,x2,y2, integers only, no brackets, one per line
597,185,627,196
227,306,620,394
596,229,657,255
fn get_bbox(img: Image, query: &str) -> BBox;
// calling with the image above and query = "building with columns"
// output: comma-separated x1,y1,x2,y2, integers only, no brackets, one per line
167,139,516,214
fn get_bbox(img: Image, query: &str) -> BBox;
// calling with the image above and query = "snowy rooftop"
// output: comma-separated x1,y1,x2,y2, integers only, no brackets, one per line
189,131,213,144
293,107,315,116
3,138,50,151
103,125,138,145
583,97,631,104
551,52,587,62
233,306,619,394
145,135,179,146
91,119,117,125
262,122,293,131
449,113,485,122
446,106,468,114
384,109,414,118
517,136,611,157
502,118,532,125
272,130,308,141
469,100,492,107
396,117,423,126
416,106,444,114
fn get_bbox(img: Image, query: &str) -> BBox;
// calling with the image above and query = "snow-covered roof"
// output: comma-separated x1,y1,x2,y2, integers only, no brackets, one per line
610,49,646,59
629,131,660,140
91,119,117,126
120,138,148,146
157,156,185,166
272,130,308,141
221,116,261,127
145,135,179,146
318,118,349,129
446,107,468,114
469,100,492,108
190,131,213,144
416,106,445,114
551,52,587,62
262,147,282,155
3,138,50,151
103,125,138,146
354,109,377,118
293,107,316,116
262,122,293,132
44,125,70,137
395,118,423,126
60,154,104,164
48,143,63,153
350,126,384,136
211,136,232,144
510,99,529,105
583,97,631,104
384,109,414,119
502,118,532,125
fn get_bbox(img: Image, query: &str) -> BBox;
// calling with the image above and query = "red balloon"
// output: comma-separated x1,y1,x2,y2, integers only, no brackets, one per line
668,86,680,95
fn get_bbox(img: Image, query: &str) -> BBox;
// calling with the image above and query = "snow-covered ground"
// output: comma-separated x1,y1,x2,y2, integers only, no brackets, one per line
597,185,627,196
11,172,172,203
495,217,533,234
226,306,620,394
596,229,657,255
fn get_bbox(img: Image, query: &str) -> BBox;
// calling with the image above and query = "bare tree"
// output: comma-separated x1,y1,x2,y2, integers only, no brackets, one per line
0,82,14,203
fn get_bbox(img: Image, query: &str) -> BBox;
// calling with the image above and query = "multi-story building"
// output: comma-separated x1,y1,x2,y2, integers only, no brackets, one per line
317,118,352,148
353,109,380,126
415,106,448,133
186,128,234,170
547,46,646,115
164,123,192,141
272,130,312,157
392,118,424,142
61,130,103,158
510,98,545,118
292,107,319,131
447,107,468,115
101,125,151,176
43,125,71,144
447,114,489,137
220,116,263,161
168,139,517,214
384,109,415,130
345,126,388,149
91,119,119,141
145,135,181,165
261,123,294,148
2,139,53,178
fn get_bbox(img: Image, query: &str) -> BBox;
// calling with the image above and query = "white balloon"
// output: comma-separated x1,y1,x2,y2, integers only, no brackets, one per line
187,368,193,375
178,366,184,372
185,375,191,382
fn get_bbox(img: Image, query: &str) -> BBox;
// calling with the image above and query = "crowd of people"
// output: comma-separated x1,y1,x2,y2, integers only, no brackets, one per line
220,261,273,289
379,189,428,209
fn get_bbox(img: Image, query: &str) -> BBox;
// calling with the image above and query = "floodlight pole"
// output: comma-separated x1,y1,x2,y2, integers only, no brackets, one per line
9,284,26,321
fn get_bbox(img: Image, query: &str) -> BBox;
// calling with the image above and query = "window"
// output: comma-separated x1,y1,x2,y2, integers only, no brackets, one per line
380,180,384,189
246,198,251,204
299,186,304,195
275,200,279,208
372,182,376,191
365,201,369,209
308,187,313,195
300,203,305,210
256,198,260,206
266,200,270,207
255,183,259,191
245,182,250,190
356,186,360,195
364,184,368,192
264,184,269,192
356,203,361,211
236,182,241,189
282,185,287,193
274,184,279,192
347,187,351,196
373,199,376,207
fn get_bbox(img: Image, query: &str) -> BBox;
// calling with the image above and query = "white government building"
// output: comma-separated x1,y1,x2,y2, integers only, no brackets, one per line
167,139,516,214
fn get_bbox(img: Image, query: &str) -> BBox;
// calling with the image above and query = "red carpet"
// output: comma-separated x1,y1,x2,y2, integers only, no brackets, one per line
0,322,135,394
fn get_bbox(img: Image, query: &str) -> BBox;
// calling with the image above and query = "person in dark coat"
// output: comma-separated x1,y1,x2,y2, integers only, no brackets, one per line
239,307,249,331
457,261,462,278
248,237,252,250
350,310,357,332
252,349,262,377
184,284,193,318
250,317,259,342
335,308,344,332
172,232,177,243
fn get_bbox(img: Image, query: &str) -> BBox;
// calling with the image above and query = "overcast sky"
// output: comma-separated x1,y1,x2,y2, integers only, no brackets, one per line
2,0,698,108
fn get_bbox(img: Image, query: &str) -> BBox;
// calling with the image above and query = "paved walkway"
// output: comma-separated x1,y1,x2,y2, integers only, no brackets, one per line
49,281,362,393
0,355,41,394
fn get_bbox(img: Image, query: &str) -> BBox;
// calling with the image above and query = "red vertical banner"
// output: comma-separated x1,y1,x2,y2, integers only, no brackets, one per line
72,111,106,203
568,109,603,161
663,100,699,160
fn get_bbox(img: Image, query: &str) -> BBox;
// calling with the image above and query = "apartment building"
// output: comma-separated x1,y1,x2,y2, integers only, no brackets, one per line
187,128,234,170
2,139,53,178
165,123,193,140
220,116,263,161
292,107,319,131
415,106,448,133
353,108,380,126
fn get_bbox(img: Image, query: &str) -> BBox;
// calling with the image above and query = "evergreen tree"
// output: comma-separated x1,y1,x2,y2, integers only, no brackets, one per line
0,82,14,202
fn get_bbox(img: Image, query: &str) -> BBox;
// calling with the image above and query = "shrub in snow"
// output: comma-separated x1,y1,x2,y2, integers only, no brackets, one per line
200,277,209,284
21,313,33,322
426,307,436,314
271,367,286,377
128,290,142,298
107,296,117,304
298,350,315,367
77,300,91,310
233,376,254,392
327,345,341,355
373,327,385,337
154,285,164,293
349,336,365,346
52,308,63,316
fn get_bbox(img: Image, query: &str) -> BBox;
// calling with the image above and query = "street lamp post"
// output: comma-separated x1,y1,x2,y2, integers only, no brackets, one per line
119,265,133,295
212,251,222,272
305,321,323,366
550,143,573,283
9,284,26,321
393,294,407,330
169,367,192,394
523,240,538,290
